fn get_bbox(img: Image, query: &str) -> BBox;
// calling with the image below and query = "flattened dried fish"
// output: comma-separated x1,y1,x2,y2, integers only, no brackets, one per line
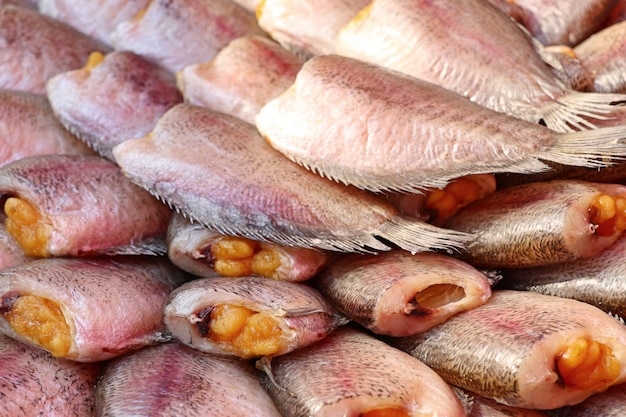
163,276,347,359
113,103,473,254
393,290,626,409
0,256,187,361
256,55,626,193
314,250,492,336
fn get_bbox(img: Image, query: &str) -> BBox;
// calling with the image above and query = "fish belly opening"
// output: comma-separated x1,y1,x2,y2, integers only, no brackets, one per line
556,337,621,392
210,236,281,278
588,193,626,236
406,284,466,316
3,197,51,257
361,407,410,417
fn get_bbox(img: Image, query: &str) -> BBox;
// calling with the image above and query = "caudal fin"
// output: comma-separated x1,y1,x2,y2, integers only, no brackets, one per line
541,91,626,132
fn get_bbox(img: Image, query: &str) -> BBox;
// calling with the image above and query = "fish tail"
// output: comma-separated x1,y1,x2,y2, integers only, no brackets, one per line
541,125,626,168
541,91,626,132
376,216,474,255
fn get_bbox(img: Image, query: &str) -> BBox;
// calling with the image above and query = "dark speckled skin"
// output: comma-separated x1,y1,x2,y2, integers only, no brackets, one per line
96,342,282,417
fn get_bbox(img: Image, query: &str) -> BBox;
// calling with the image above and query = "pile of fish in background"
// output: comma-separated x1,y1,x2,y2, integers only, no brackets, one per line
3,0,626,415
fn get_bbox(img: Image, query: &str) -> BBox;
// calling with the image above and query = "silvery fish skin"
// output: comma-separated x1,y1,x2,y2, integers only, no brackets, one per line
574,20,626,93
313,250,492,336
393,290,626,410
0,256,188,362
499,234,626,319
0,5,110,94
549,383,626,417
256,0,370,58
163,275,347,359
256,54,626,193
334,0,626,132
38,0,151,45
110,0,266,72
0,89,94,167
444,180,626,268
0,154,171,257
468,393,550,417
167,212,330,282
95,342,283,417
0,223,28,270
512,0,618,46
260,325,468,417
0,334,101,417
177,35,304,124
113,103,473,255
46,50,183,161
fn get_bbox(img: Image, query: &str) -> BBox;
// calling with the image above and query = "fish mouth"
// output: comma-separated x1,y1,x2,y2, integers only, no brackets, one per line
404,284,467,316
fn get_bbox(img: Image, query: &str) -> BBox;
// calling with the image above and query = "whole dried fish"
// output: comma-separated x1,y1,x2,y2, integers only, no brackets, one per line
163,275,347,359
393,290,626,410
334,0,626,132
95,342,282,417
0,256,188,362
0,154,171,257
46,50,183,161
256,55,626,193
177,35,303,124
313,250,492,336
110,0,265,72
167,212,330,281
444,180,626,268
0,5,110,94
113,103,473,254
260,325,468,416
0,334,101,416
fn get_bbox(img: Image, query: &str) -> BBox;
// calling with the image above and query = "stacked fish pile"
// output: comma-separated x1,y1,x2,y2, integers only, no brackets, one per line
3,0,626,415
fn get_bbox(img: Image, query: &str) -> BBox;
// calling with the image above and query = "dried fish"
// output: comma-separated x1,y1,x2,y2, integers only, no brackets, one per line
46,50,182,161
260,325,468,416
0,5,110,94
95,341,282,417
0,223,28,270
468,393,550,417
549,382,626,416
313,250,492,336
167,212,330,281
177,35,303,124
163,275,347,359
256,55,626,193
113,103,473,254
444,180,626,268
0,333,101,416
0,154,171,257
334,0,626,132
0,256,188,362
393,290,626,410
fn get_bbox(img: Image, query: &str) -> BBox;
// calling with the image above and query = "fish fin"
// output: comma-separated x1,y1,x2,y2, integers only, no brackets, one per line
540,92,626,132
540,125,626,168
256,357,296,397
101,237,168,256
608,311,626,326
453,387,475,416
479,269,503,287
375,216,474,255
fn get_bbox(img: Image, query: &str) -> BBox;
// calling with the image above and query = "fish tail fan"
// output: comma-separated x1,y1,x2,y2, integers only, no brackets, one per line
376,216,474,255
541,91,626,132
541,125,626,168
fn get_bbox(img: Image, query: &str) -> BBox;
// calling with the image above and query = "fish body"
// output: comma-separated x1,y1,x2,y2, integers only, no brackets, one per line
113,103,472,254
0,256,188,361
256,54,626,192
0,224,28,270
177,35,303,124
47,50,183,161
394,290,626,409
0,5,110,94
260,326,468,417
95,342,282,417
334,0,626,132
550,382,626,416
314,250,492,336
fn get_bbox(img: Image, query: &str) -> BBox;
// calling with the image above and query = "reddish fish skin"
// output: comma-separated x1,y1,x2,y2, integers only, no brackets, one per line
0,154,171,257
177,35,304,124
444,180,626,268
110,0,266,72
0,5,110,94
113,103,472,255
47,50,183,161
313,250,492,336
0,334,102,417
0,223,28,271
95,342,283,417
0,89,94,168
0,256,188,362
38,0,151,45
